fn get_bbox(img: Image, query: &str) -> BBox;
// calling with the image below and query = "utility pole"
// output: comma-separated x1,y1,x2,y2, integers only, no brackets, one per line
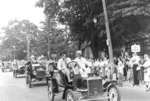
27,35,31,61
47,15,51,60
48,35,50,60
102,0,114,64
13,46,16,61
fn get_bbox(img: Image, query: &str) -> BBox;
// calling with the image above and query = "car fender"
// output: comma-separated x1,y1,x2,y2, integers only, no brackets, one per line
103,80,117,92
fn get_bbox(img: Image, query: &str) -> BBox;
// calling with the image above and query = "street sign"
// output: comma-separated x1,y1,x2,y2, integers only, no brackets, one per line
131,44,141,53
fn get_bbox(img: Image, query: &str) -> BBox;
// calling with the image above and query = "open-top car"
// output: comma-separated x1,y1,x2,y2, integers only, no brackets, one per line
13,65,26,78
47,61,120,101
1,62,13,72
26,62,48,88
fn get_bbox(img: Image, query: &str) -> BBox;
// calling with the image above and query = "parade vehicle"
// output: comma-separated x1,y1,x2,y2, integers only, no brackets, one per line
25,62,48,88
1,63,13,72
13,65,26,78
47,61,121,101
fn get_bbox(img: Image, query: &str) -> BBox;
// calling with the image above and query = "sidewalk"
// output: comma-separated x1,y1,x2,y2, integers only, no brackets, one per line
121,81,144,88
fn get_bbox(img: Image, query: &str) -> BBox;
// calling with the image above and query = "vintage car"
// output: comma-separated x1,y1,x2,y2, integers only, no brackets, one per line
26,62,48,88
47,61,120,101
13,65,26,78
1,63,13,72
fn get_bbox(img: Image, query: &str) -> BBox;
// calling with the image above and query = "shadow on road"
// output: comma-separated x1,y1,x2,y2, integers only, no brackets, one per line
29,82,48,88
14,76,26,79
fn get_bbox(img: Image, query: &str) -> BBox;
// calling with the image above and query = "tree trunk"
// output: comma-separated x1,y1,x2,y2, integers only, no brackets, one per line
91,38,99,59
78,39,82,50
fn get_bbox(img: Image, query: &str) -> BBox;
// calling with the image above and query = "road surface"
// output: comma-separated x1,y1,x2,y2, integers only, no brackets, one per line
0,71,150,101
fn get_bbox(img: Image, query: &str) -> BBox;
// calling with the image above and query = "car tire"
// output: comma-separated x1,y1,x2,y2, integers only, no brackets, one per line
108,86,121,101
48,80,55,101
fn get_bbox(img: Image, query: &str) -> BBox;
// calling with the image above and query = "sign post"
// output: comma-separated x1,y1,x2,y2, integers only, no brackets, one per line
131,44,141,53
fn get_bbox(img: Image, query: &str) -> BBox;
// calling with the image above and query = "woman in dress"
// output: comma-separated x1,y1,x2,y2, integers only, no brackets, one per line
143,54,150,91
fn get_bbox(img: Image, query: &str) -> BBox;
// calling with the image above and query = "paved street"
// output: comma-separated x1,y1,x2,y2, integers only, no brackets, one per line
0,71,150,101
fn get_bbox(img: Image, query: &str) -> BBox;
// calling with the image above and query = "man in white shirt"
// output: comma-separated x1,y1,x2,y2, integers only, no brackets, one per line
130,53,140,86
129,53,140,67
143,54,150,91
74,50,91,78
57,53,71,82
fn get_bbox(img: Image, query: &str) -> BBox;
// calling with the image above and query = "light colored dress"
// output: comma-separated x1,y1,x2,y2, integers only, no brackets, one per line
143,60,150,82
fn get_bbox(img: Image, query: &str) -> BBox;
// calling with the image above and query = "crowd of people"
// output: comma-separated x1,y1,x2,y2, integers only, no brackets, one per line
52,51,150,91
1,50,150,91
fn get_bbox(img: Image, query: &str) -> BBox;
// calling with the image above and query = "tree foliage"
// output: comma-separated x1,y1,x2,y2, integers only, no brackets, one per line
0,20,40,60
36,0,77,56
37,0,150,58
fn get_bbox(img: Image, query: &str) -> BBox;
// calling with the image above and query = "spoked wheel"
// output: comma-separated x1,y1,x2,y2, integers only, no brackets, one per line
108,86,121,101
66,90,77,101
48,80,54,101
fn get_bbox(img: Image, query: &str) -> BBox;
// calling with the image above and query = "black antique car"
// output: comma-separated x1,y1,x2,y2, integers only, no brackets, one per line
13,65,26,78
26,62,48,88
1,62,13,72
47,61,121,101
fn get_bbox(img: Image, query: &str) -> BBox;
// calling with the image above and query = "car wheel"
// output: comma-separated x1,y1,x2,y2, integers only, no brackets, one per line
108,86,121,101
48,80,54,101
66,90,77,101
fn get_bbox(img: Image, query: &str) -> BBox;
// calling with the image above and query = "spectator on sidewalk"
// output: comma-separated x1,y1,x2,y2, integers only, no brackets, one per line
138,56,144,84
143,54,150,91
126,56,133,83
130,53,140,86
117,57,124,84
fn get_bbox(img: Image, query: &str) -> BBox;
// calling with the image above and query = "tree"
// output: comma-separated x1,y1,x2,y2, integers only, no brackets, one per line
37,0,150,58
36,0,76,57
0,20,40,60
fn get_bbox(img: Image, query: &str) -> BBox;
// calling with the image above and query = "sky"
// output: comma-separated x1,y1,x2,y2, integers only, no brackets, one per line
0,0,45,35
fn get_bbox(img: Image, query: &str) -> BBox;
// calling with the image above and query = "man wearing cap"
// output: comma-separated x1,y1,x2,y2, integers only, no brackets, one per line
74,50,91,78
